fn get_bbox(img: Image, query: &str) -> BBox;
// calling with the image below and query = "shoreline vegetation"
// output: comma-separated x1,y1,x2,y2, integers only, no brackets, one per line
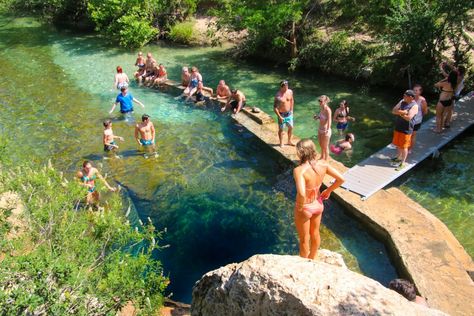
0,143,168,315
1,0,473,89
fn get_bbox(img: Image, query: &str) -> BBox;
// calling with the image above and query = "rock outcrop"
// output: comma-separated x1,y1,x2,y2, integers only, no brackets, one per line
191,253,447,316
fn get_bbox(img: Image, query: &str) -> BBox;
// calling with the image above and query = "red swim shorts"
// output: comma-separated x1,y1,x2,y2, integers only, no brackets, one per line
392,131,412,149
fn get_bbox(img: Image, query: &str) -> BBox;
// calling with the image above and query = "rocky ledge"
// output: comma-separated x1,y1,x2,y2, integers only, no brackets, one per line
191,252,447,316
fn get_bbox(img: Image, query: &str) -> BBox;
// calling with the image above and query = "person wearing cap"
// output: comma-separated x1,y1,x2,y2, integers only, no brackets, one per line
390,90,418,171
109,86,145,114
134,114,158,158
223,89,246,114
274,80,295,147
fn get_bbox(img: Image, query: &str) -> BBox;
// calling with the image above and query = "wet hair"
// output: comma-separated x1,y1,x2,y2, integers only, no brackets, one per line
280,80,289,87
116,66,123,73
319,95,330,104
413,84,423,91
447,70,458,89
142,114,150,122
103,119,112,127
120,86,127,92
82,160,92,168
296,139,318,163
388,279,416,301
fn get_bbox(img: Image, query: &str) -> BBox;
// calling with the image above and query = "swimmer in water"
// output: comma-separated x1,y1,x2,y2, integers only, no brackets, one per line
114,66,129,90
135,114,158,158
333,100,355,135
103,120,124,157
293,139,344,259
76,160,116,206
314,95,332,160
152,64,168,87
330,133,355,155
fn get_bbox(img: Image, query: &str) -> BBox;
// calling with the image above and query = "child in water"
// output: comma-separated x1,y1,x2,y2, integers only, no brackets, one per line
103,120,124,158
330,133,355,155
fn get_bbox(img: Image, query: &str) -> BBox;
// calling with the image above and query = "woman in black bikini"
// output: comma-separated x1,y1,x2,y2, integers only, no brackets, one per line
434,71,458,133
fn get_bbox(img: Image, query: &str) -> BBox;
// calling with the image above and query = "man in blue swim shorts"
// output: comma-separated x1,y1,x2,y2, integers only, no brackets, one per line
135,114,158,158
109,86,145,114
274,80,295,147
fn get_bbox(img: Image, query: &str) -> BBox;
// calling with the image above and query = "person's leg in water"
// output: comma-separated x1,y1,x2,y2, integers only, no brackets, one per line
185,87,197,102
294,209,311,258
435,102,445,133
308,213,323,260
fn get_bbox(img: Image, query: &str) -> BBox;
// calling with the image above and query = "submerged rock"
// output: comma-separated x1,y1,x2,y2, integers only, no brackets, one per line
191,253,446,316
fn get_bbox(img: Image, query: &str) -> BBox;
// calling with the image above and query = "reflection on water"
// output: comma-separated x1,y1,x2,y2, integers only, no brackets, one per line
0,16,398,303
400,127,474,258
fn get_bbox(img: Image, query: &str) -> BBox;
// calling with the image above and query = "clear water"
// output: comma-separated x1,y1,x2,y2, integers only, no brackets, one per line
400,127,474,258
0,16,400,302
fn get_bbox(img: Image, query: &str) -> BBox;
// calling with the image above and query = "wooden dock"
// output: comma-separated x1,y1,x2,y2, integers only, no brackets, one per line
341,96,474,200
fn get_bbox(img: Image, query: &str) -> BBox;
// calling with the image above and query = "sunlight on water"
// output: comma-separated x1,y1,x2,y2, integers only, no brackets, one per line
400,127,474,257
0,16,399,302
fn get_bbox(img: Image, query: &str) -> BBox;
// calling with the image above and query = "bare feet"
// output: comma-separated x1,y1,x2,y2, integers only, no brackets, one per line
287,142,295,146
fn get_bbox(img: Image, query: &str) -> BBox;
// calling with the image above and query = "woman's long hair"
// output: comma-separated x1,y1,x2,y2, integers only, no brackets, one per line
447,71,458,90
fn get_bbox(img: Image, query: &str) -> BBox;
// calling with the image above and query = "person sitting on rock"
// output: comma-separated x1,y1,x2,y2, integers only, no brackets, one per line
330,133,354,155
388,279,428,307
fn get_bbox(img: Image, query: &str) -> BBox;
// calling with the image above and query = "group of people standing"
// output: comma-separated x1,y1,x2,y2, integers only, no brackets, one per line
390,61,467,170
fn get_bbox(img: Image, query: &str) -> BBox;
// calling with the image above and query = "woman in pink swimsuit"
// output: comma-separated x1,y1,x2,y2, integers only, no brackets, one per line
293,139,345,259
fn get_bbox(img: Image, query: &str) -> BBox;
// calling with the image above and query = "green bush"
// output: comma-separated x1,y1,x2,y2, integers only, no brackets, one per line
0,162,168,315
169,21,195,44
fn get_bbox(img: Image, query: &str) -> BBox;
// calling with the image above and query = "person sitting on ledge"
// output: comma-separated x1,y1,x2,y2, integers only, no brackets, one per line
216,80,231,103
222,89,246,114
134,52,146,84
194,81,206,103
181,66,191,87
388,279,428,307
330,133,354,155
152,64,168,87
144,62,159,87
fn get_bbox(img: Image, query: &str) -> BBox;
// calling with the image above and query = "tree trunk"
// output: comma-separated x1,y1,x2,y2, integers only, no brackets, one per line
290,21,298,58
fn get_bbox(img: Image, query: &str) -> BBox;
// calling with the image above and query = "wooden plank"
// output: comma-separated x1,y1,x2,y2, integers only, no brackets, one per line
342,96,474,199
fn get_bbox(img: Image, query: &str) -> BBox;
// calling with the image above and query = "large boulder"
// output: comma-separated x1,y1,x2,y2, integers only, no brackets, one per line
191,253,447,316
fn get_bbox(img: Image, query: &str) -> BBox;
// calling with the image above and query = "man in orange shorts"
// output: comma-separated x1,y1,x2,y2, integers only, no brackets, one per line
391,90,418,171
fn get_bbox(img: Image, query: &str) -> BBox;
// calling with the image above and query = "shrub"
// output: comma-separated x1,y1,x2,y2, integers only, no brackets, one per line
0,161,168,315
169,21,195,44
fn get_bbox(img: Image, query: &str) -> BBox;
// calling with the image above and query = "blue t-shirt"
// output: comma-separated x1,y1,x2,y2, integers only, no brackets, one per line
116,92,134,113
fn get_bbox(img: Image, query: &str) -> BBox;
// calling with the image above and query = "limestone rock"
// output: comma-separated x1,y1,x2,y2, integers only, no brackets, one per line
191,253,447,316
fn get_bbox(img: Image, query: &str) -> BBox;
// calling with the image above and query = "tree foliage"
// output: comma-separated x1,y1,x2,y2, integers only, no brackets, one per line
0,159,168,315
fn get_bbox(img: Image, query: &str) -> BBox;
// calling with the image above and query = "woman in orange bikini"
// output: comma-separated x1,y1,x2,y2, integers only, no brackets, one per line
293,139,344,259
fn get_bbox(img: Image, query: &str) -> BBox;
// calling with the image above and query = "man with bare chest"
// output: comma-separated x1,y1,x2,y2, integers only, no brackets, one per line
274,80,295,147
134,114,158,158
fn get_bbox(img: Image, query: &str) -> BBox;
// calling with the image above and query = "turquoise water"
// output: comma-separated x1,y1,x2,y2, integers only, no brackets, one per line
400,127,474,257
0,16,400,303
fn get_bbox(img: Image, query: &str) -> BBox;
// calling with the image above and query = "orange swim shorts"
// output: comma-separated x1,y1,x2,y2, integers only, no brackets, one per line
392,131,412,149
